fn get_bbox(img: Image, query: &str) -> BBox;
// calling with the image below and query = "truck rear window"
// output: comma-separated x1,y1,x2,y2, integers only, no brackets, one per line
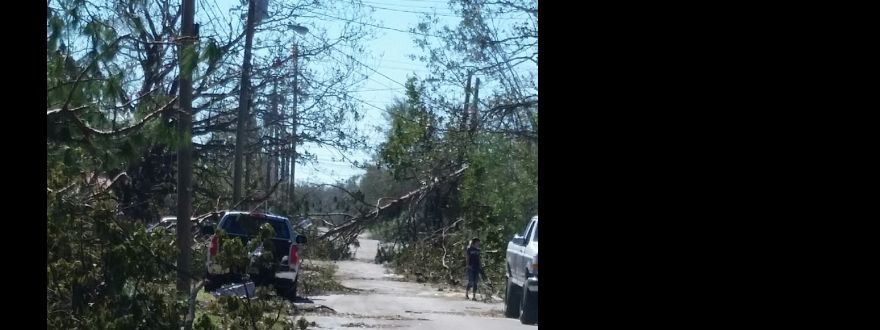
221,214,290,239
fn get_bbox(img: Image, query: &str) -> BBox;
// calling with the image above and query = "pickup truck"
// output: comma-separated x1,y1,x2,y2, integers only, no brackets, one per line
202,211,308,299
148,216,197,232
505,215,538,325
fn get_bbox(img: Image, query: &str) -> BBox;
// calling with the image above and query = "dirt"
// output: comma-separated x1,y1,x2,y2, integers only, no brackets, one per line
293,232,536,330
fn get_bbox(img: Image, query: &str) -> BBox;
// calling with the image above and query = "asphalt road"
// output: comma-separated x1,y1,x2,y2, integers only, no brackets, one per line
293,233,537,329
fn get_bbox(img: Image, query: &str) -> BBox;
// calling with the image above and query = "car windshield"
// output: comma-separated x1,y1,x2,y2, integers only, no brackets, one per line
532,225,538,241
221,214,290,239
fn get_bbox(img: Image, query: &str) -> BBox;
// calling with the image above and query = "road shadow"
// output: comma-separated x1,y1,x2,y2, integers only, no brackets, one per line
208,281,256,298
207,282,321,305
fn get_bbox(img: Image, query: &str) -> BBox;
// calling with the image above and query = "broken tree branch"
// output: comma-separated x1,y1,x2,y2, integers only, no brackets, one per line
50,97,178,139
320,165,469,240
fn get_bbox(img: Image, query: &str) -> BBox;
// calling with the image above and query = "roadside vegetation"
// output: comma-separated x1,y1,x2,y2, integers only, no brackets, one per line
47,0,535,328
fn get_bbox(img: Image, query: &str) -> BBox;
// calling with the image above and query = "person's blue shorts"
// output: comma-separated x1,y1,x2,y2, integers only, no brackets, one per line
467,268,480,289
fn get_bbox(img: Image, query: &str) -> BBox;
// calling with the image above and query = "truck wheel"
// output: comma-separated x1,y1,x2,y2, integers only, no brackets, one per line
519,287,538,325
504,277,521,318
204,274,221,292
290,279,298,298
277,278,298,300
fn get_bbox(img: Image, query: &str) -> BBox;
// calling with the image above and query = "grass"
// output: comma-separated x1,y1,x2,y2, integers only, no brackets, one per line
195,289,302,330
194,290,223,328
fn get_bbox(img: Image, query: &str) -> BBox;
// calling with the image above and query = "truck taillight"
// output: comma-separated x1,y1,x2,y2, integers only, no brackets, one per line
209,235,218,257
289,245,299,266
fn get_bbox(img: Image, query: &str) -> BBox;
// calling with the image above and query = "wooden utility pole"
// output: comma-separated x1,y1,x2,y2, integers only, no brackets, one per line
175,0,195,295
469,77,480,134
279,100,288,211
456,73,474,165
267,81,278,195
462,72,473,132
289,45,299,213
232,0,257,207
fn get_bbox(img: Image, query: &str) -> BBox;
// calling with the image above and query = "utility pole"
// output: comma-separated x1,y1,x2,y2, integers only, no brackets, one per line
280,113,288,210
175,0,195,295
267,81,278,195
456,72,474,165
244,102,255,205
469,77,480,135
289,45,299,213
232,0,257,207
462,72,473,132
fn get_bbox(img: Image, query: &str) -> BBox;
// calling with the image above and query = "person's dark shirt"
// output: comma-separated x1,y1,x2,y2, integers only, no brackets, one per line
467,246,481,270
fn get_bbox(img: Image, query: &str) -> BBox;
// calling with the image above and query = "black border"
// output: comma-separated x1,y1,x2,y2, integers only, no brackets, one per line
536,1,794,327
32,0,838,327
8,0,50,324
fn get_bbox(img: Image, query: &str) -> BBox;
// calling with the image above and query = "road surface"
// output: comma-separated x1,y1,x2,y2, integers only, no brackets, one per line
294,233,536,329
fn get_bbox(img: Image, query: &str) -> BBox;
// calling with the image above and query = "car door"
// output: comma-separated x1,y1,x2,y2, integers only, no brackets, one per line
519,220,536,280
509,221,529,281
525,220,538,275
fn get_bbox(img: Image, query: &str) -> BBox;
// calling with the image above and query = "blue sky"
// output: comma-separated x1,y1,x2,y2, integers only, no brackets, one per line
292,1,457,185
206,0,460,185
199,0,536,185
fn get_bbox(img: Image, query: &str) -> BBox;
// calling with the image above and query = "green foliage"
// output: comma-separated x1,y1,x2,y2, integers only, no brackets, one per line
379,78,440,181
181,44,199,78
47,190,188,329
460,133,538,240
299,227,351,261
194,313,219,330
299,263,349,296
201,40,222,66
205,287,294,329
364,71,538,296
46,2,289,328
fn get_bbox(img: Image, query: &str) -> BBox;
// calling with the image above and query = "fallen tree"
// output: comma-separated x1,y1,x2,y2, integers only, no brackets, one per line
318,164,469,244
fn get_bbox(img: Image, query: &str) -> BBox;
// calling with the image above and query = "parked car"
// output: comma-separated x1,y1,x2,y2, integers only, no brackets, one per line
504,215,538,324
202,211,308,298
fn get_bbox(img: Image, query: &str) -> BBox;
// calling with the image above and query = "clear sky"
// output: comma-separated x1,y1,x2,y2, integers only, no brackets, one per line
292,1,456,185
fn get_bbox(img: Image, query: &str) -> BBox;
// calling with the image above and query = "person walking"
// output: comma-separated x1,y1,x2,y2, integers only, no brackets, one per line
465,238,485,300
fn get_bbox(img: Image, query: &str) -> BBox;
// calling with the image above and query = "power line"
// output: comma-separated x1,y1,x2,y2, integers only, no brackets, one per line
303,9,447,39
295,33,519,139
318,41,409,89
359,2,462,18
362,0,456,11
386,0,451,4
351,87,407,92
376,65,431,73
377,58,424,65
365,76,398,91
198,0,234,39
362,1,523,20
362,1,526,20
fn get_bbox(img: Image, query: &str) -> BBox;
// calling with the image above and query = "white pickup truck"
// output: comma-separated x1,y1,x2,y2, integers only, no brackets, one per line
504,215,538,325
